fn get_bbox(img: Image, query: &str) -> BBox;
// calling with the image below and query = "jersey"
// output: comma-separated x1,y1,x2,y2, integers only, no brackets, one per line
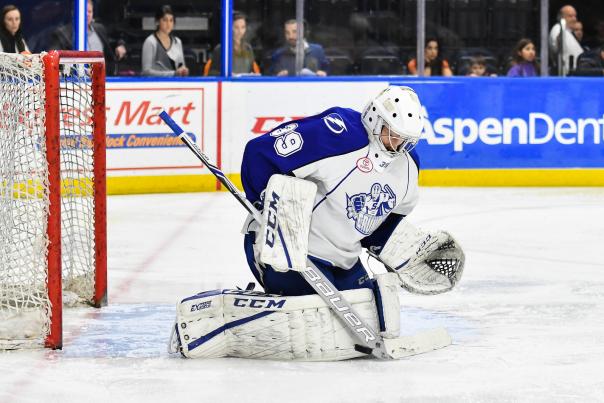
241,107,420,269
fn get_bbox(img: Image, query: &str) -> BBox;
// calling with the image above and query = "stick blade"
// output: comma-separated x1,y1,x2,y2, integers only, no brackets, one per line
383,327,452,359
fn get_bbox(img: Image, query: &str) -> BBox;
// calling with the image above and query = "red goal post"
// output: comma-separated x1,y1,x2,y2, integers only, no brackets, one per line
0,50,107,350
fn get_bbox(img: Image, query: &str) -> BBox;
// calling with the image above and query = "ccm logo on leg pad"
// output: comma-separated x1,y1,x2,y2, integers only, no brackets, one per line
265,191,280,248
233,298,286,309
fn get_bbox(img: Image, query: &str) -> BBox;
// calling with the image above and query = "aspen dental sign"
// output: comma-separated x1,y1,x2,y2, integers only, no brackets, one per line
423,111,604,151
406,78,604,169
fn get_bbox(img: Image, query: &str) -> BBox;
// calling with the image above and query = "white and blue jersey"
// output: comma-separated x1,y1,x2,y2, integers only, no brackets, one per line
241,107,420,270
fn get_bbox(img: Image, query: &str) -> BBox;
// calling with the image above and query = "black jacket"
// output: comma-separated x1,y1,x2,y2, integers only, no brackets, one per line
0,27,27,53
49,22,125,75
573,48,604,76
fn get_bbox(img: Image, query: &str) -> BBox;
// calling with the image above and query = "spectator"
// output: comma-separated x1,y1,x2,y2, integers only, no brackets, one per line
572,20,589,51
407,38,453,76
141,5,188,77
0,5,29,54
507,38,539,77
549,5,583,76
573,20,584,42
574,47,604,76
594,21,604,48
466,56,497,77
269,19,328,76
49,0,126,75
204,12,260,76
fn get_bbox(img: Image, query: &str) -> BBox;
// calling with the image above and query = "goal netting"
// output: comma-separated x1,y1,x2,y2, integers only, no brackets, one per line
0,51,106,349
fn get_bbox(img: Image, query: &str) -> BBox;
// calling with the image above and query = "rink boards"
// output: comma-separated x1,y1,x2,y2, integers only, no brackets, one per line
103,77,604,194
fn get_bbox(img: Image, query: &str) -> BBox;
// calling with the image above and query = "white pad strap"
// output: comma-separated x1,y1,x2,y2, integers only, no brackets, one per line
171,288,385,361
258,174,317,272
379,220,465,295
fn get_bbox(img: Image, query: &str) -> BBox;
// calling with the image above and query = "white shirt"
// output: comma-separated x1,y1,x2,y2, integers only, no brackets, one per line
549,23,583,75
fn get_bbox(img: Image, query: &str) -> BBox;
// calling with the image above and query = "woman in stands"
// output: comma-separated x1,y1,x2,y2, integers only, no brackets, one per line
507,38,539,77
204,11,260,76
142,5,189,77
407,37,452,76
0,5,29,54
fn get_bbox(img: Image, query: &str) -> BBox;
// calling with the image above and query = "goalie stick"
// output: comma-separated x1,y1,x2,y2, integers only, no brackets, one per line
159,111,450,359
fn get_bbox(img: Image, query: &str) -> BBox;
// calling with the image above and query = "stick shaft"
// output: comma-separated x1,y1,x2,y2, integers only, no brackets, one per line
159,111,261,222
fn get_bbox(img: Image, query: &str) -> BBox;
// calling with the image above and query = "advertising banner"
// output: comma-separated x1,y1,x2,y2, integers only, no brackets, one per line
224,78,604,173
106,81,217,177
103,77,604,192
400,77,604,169
221,81,387,174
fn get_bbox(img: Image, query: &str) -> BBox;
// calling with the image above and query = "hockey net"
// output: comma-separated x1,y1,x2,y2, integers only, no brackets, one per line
0,51,106,349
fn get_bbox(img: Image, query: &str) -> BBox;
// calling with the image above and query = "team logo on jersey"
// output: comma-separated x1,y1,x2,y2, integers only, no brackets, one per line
269,123,298,137
356,157,373,173
346,183,396,235
323,113,347,134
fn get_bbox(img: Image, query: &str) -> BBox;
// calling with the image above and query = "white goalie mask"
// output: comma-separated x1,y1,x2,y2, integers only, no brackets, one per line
361,86,424,157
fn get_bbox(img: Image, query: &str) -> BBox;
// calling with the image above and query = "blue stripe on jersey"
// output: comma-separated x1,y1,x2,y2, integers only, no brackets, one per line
408,148,421,170
313,162,360,212
241,107,369,205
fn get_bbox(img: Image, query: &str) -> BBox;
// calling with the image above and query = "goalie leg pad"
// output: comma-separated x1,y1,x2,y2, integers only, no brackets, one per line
171,287,401,361
379,220,465,295
171,290,228,359
373,273,401,338
257,174,317,272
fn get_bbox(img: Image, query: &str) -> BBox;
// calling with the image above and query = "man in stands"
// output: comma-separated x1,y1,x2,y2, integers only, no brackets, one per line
572,20,590,51
549,4,583,76
49,0,126,75
269,19,329,76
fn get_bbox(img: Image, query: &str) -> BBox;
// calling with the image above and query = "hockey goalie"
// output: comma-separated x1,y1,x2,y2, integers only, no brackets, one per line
168,86,465,360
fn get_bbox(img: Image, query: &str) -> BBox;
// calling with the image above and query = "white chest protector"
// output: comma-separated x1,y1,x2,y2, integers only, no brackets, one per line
293,141,419,269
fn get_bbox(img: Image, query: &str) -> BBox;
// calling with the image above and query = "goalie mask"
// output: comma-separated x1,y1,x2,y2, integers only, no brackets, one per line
362,86,424,157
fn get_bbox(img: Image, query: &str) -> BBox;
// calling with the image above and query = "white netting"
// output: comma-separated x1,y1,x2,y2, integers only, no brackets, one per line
0,53,50,348
0,53,98,349
59,63,96,301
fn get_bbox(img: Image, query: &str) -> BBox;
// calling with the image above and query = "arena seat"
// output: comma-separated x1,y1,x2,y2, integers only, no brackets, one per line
453,47,499,75
324,48,354,75
115,52,141,76
184,50,201,76
571,49,603,76
359,48,404,75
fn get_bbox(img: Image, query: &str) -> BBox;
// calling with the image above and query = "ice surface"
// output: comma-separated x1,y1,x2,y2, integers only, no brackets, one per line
2,188,604,402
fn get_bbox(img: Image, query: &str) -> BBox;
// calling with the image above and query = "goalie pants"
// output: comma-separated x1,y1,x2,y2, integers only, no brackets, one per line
244,232,373,296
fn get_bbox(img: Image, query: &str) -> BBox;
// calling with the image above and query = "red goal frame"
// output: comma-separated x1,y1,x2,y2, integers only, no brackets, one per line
43,51,107,349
